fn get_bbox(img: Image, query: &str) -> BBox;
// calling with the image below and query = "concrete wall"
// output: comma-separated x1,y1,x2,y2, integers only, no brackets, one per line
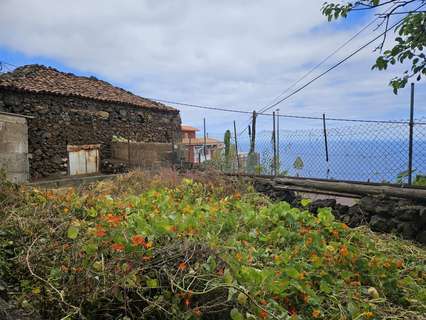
112,141,173,170
0,112,29,183
0,89,181,179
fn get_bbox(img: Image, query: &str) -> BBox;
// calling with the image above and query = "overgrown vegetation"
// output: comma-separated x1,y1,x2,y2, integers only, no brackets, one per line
0,170,425,319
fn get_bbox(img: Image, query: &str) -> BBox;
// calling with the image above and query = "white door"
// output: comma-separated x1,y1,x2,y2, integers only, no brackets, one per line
69,148,99,175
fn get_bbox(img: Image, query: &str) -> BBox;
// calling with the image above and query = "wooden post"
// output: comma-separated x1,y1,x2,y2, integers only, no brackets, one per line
233,120,240,172
408,83,415,185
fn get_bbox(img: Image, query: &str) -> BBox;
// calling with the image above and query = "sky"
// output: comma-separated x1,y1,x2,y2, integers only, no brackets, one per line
0,0,425,139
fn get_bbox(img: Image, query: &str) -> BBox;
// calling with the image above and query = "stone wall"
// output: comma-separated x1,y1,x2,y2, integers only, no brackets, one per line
254,179,426,245
0,89,181,179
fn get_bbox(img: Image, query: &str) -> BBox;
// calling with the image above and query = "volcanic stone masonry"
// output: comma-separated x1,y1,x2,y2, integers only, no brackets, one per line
254,179,426,245
0,89,181,179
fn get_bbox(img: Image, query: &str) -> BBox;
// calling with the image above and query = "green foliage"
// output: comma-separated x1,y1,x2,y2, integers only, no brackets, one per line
414,174,426,186
0,173,425,319
293,156,304,171
224,130,231,159
322,1,426,93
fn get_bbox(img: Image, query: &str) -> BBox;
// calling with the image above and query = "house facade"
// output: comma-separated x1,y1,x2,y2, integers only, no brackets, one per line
181,125,223,163
0,65,181,180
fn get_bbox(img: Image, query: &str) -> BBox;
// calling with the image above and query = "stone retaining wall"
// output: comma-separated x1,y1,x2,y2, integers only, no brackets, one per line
254,179,426,245
0,89,181,179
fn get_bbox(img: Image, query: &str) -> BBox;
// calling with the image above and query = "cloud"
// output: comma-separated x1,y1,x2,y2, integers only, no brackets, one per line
0,0,424,137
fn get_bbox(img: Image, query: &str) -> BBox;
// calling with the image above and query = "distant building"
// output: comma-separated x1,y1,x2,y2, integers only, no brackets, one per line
181,125,223,163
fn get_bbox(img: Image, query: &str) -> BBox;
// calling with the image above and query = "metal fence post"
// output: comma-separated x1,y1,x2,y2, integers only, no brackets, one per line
272,111,277,176
250,111,257,154
233,120,240,172
408,83,415,185
276,108,280,175
203,118,207,161
322,113,330,178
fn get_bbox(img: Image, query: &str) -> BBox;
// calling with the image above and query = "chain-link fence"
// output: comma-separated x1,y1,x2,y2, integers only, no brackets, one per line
225,114,426,184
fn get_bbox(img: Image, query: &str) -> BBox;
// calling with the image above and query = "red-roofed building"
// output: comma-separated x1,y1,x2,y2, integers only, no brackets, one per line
0,65,181,179
181,125,223,163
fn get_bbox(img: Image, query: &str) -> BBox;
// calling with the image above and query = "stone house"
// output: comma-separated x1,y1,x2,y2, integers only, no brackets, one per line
0,65,181,180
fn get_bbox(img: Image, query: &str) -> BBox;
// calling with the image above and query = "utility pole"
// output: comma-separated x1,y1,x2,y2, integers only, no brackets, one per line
203,118,207,161
233,120,240,172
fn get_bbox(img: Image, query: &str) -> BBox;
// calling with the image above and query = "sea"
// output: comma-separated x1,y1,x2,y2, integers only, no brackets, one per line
237,134,426,183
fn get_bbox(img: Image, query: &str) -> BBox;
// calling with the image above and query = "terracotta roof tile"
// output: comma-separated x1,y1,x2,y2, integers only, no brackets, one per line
181,125,199,131
0,65,177,112
182,137,223,145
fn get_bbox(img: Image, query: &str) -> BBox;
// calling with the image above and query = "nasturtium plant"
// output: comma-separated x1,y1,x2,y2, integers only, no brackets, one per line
2,175,425,319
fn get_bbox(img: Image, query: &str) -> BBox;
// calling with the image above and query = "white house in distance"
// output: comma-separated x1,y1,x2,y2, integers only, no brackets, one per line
181,125,224,163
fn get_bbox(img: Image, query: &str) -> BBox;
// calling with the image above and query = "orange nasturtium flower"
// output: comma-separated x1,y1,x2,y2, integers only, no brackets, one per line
178,261,188,271
167,225,177,233
339,245,349,257
95,227,107,238
395,259,404,269
144,241,153,249
131,235,145,246
259,309,269,319
184,298,191,307
312,309,321,318
106,214,122,227
111,243,125,252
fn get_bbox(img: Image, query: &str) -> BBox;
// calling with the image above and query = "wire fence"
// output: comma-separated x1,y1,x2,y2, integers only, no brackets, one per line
219,113,426,185
3,61,425,184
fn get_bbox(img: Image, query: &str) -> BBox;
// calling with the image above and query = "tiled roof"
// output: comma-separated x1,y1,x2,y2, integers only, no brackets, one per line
182,137,223,146
181,125,199,132
0,65,177,112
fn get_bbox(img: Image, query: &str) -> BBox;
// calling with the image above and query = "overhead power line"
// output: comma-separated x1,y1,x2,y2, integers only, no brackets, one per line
237,3,399,137
149,97,422,124
258,2,426,114
257,15,382,114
